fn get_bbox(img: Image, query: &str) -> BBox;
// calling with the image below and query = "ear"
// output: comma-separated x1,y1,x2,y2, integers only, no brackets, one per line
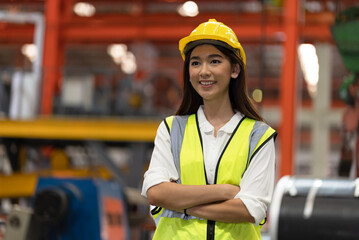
231,63,240,78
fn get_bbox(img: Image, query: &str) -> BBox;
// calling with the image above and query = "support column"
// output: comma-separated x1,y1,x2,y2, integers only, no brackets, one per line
279,0,299,177
41,0,62,115
312,43,332,177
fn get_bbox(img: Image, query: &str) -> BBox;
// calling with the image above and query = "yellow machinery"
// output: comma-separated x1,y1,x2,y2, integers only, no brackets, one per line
0,118,159,239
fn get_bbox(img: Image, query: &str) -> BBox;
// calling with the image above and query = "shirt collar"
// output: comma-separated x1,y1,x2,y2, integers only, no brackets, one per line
197,105,244,134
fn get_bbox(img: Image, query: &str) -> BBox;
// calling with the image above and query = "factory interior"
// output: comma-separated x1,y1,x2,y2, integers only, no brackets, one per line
0,0,358,239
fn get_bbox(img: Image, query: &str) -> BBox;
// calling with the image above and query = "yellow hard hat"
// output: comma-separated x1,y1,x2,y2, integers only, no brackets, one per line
179,19,246,65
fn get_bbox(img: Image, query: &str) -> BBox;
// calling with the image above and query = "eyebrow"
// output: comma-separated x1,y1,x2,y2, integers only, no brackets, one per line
190,54,224,61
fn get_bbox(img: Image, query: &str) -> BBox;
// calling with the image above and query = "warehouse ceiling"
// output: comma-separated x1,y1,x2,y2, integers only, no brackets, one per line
0,0,357,44
0,0,356,64
0,0,357,12
0,0,357,109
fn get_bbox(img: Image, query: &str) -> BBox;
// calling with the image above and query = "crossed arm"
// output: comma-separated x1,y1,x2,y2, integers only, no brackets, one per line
146,182,255,223
143,121,275,224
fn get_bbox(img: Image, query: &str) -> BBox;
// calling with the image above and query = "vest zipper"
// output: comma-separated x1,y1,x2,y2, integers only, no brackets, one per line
207,220,215,240
207,117,245,240
196,114,215,239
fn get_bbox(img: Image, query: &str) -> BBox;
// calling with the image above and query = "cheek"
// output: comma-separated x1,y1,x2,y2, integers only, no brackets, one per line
217,69,232,81
189,68,198,81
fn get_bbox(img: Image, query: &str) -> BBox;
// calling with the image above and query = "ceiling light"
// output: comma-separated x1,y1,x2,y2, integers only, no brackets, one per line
121,52,137,75
298,43,319,96
243,2,262,13
107,44,128,64
305,1,322,13
178,1,199,17
326,1,336,12
21,44,37,62
107,44,137,74
73,2,96,17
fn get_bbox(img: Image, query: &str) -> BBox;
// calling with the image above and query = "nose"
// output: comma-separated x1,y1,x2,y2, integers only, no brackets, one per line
199,63,210,78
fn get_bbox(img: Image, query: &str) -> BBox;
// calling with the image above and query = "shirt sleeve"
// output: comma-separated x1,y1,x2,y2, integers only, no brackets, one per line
141,121,179,198
234,138,276,225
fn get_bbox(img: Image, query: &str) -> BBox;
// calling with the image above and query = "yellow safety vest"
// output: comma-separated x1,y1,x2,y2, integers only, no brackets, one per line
152,114,277,240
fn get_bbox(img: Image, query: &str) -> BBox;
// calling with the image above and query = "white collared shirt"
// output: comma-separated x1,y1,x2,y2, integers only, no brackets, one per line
141,106,276,225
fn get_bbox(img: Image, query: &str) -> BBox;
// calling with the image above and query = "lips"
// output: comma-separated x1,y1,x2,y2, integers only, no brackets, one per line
199,81,216,86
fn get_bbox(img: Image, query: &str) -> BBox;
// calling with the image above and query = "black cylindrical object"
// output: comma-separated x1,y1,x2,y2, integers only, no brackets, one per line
269,176,359,240
33,188,69,225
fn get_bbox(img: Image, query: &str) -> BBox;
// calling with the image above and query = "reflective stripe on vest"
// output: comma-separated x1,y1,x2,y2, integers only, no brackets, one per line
152,114,277,240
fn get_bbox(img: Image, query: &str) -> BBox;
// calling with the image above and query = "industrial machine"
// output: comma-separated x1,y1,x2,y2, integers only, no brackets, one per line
331,6,359,75
269,176,359,240
4,177,131,240
332,6,359,104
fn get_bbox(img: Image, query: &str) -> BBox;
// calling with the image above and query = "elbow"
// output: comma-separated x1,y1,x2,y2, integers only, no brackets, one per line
147,194,159,206
146,186,163,206
146,182,183,209
147,185,181,209
248,215,255,224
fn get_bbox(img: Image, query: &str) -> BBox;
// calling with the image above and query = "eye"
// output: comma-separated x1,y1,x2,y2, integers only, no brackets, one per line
190,60,200,66
211,59,221,64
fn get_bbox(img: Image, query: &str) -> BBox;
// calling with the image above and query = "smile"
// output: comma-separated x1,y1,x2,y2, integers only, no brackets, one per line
200,81,216,86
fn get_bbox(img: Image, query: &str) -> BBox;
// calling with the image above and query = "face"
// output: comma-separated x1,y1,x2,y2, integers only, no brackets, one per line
189,44,240,104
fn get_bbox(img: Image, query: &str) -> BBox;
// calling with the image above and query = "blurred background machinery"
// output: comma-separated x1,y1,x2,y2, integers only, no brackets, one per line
331,6,359,76
270,176,359,240
5,177,131,240
0,0,359,239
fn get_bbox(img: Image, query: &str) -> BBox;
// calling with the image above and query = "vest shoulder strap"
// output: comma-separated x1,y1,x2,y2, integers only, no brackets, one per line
244,120,277,174
157,115,201,221
164,115,190,183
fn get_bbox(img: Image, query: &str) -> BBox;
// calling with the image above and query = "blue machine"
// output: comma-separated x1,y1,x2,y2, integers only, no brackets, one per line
31,177,130,240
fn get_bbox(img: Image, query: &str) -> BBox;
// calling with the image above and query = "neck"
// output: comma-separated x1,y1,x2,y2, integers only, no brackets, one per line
203,98,234,135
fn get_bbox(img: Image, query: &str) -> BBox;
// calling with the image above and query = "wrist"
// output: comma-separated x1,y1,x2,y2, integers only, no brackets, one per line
219,184,232,200
184,208,188,217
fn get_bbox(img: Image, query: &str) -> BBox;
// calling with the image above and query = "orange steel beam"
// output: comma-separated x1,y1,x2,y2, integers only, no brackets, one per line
279,0,298,177
60,24,285,42
62,0,75,21
0,24,332,43
63,12,282,25
0,10,334,43
300,25,333,42
41,0,62,115
0,25,34,43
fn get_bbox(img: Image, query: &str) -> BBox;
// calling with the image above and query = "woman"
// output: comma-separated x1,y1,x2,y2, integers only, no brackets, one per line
142,19,277,239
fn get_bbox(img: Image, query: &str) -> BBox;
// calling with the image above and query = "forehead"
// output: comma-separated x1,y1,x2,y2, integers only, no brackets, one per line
190,44,224,57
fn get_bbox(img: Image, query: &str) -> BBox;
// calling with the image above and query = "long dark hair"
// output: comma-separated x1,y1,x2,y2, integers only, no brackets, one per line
175,43,264,122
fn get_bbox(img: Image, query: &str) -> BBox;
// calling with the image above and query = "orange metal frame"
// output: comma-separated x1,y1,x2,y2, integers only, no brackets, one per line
279,0,298,177
42,0,62,115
